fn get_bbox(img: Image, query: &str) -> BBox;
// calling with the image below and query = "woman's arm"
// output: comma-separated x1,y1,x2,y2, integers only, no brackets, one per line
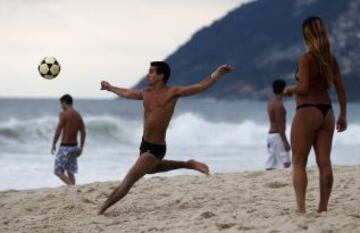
283,54,311,97
332,57,347,132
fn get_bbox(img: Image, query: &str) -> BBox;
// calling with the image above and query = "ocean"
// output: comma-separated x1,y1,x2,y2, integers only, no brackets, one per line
0,98,359,190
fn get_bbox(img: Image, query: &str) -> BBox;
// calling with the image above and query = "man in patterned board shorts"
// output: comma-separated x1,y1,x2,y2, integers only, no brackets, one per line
51,94,86,185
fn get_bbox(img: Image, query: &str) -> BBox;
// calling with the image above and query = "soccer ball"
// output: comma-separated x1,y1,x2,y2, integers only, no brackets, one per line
38,57,61,79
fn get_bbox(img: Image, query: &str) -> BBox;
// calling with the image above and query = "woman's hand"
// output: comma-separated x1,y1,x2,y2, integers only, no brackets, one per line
336,114,347,132
283,85,296,97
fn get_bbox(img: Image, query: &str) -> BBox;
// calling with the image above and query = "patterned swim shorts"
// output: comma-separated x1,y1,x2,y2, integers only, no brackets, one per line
54,145,81,174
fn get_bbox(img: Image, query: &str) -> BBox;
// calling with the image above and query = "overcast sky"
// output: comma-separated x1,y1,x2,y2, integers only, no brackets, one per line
0,0,252,98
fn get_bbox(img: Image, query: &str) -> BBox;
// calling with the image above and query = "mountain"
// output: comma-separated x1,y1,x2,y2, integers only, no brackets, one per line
135,0,360,101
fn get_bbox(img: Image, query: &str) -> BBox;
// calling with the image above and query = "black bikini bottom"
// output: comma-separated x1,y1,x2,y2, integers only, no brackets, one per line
296,104,332,118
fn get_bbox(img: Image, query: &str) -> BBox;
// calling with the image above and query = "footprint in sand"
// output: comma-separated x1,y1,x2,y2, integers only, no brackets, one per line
349,214,360,219
216,222,236,230
297,224,308,230
63,204,76,210
81,197,96,204
244,172,263,178
265,181,288,189
159,192,170,197
44,194,56,199
85,187,96,193
105,220,123,227
238,226,254,231
200,211,216,219
104,211,121,217
96,192,108,199
25,207,33,212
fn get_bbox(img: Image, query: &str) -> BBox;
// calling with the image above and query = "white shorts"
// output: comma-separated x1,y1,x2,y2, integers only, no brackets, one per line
266,133,291,169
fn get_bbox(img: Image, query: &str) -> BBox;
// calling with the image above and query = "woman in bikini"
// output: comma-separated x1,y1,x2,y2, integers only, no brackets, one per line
284,16,347,213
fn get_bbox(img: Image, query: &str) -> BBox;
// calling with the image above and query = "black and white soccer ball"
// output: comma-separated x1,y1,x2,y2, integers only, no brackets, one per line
38,57,61,79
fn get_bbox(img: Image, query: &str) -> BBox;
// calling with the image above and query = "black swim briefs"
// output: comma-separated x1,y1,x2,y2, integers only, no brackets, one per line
139,138,166,160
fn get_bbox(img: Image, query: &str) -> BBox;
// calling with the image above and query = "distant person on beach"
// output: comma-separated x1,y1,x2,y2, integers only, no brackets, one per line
283,16,347,213
51,94,86,186
98,61,232,215
266,79,291,170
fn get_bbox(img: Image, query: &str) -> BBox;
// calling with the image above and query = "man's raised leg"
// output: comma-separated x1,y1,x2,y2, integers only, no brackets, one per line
148,159,209,175
98,153,159,215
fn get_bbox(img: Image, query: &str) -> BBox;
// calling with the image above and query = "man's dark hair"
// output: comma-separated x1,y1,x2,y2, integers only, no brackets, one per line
151,61,171,84
272,79,286,94
60,94,73,105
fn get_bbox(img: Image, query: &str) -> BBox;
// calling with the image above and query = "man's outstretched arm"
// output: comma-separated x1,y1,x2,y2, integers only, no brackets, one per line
101,81,143,100
173,65,232,97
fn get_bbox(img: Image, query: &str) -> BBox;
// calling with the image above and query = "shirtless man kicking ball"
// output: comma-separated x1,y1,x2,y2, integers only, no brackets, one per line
98,62,232,214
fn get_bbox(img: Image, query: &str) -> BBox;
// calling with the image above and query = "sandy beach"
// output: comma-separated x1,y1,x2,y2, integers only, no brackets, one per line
0,165,359,233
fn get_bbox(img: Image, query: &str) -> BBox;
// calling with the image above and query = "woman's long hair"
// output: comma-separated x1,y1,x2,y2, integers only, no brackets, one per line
302,16,334,87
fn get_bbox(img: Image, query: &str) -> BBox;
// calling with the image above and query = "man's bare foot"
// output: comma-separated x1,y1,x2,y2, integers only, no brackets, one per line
317,207,327,213
296,209,306,215
187,160,210,175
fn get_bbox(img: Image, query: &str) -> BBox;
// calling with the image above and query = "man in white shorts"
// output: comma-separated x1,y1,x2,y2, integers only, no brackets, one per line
266,80,291,170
